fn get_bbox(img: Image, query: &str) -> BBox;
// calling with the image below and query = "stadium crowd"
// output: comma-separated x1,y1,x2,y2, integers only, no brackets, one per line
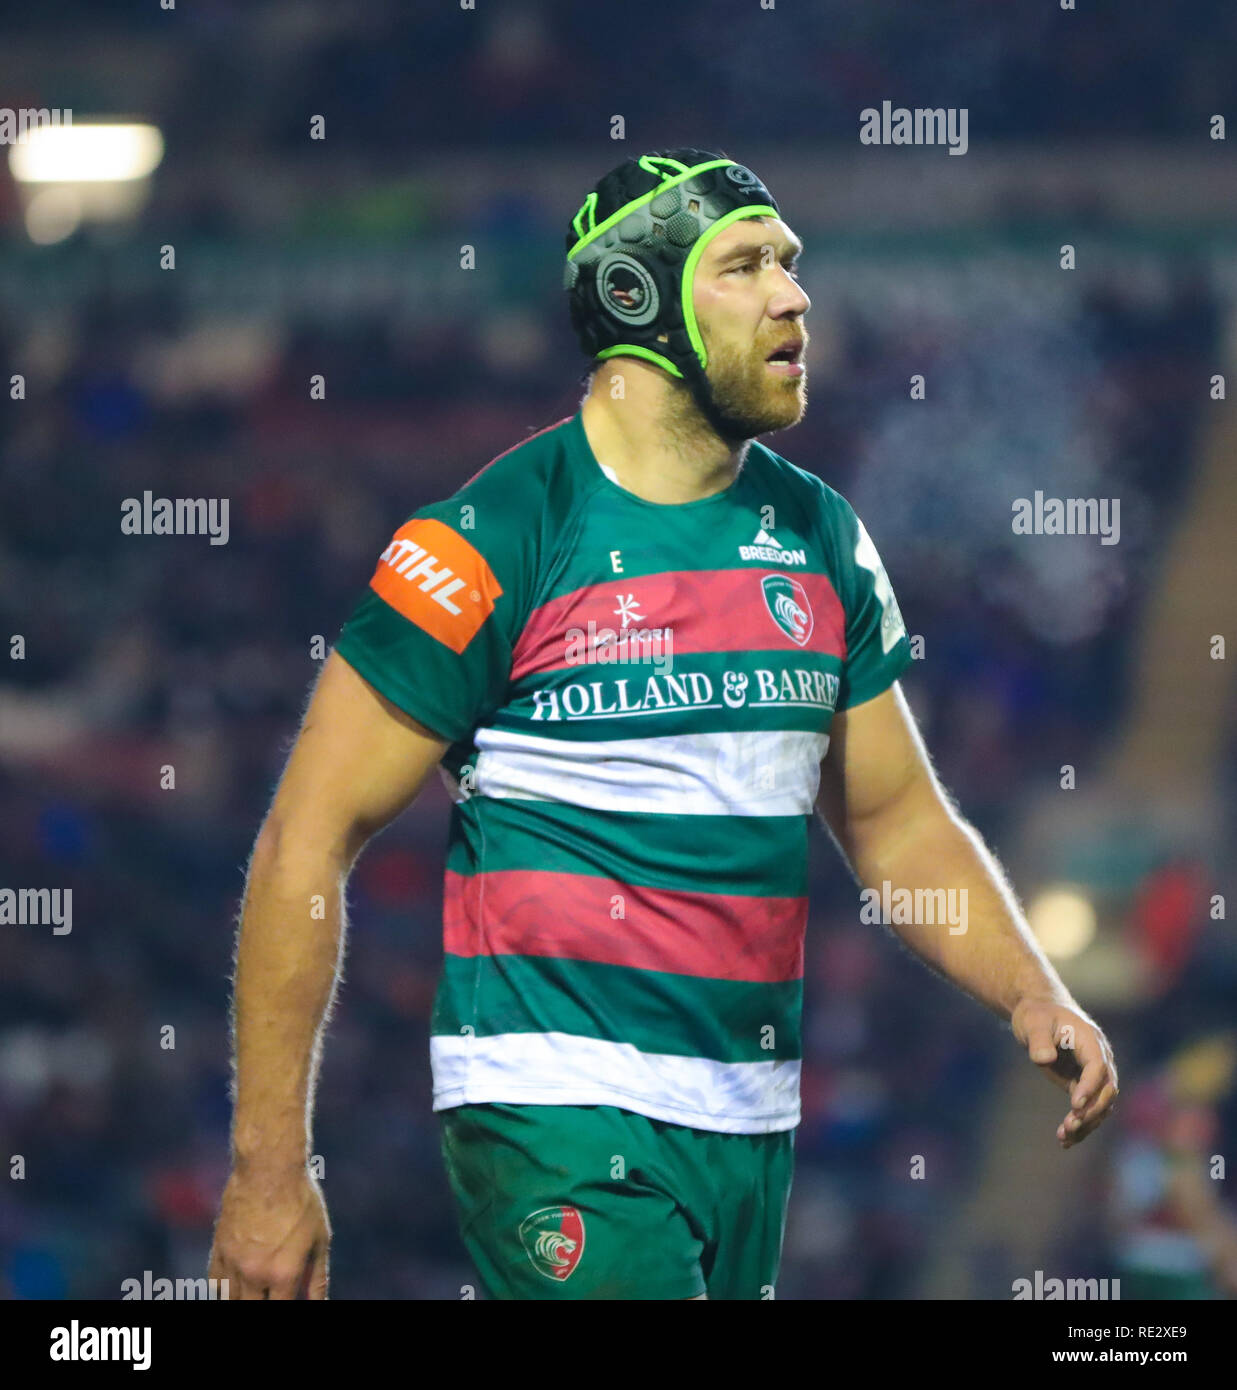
2,0,1236,1299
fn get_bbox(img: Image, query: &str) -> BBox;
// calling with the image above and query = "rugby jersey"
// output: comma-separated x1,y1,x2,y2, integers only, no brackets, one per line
334,409,912,1133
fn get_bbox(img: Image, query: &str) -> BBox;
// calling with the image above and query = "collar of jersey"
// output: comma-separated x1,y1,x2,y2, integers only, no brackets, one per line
571,410,749,510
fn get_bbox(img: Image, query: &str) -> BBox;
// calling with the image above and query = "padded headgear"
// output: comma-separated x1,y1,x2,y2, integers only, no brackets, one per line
564,149,780,400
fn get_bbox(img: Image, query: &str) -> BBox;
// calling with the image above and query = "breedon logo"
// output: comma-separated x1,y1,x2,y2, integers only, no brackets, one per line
761,574,814,647
739,527,807,566
519,1206,586,1282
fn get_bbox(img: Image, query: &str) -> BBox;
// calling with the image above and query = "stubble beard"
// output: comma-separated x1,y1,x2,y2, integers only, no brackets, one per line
695,333,808,443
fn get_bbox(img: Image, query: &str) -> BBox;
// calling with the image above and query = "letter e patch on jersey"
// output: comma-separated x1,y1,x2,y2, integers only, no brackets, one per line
369,517,503,653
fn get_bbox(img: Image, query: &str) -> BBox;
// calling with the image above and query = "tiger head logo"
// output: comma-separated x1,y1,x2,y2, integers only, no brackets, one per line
761,574,814,647
518,1206,586,1281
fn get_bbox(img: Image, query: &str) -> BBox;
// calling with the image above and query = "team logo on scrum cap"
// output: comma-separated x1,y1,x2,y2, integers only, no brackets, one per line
519,1206,586,1281
597,252,660,326
761,574,814,647
724,163,761,188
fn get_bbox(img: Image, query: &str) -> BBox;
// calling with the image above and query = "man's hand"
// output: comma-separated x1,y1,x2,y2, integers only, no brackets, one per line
208,1165,330,1299
1011,998,1119,1149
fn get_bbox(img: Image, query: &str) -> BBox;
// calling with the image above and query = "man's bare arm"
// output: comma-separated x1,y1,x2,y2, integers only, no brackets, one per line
817,683,1118,1147
209,650,448,1298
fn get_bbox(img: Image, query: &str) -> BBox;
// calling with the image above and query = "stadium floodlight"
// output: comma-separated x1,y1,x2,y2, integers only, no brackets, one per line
8,122,164,183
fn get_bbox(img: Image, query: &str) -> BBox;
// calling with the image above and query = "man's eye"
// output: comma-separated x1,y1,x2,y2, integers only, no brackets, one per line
727,259,799,277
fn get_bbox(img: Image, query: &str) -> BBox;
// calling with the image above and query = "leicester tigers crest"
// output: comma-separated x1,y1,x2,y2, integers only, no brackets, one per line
761,574,814,647
519,1205,586,1281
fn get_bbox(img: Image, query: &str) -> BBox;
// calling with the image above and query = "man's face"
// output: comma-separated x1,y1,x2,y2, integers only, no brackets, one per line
689,215,811,440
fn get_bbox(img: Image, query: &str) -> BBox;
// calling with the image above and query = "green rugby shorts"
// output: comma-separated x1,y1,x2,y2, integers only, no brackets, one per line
439,1101,794,1299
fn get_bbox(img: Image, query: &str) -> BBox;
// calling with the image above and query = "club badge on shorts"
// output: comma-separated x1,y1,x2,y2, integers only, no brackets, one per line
519,1206,586,1281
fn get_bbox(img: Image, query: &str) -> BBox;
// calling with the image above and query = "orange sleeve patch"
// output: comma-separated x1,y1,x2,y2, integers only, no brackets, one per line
368,517,503,654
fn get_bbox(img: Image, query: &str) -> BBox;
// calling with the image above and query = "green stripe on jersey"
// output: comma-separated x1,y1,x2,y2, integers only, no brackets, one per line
432,953,802,1063
446,796,809,898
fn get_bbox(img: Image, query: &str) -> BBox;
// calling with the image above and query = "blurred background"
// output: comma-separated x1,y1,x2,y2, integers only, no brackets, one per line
1,0,1236,1299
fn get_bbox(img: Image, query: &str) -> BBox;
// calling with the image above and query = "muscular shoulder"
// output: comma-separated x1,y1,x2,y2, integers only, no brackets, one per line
393,415,594,618
335,417,592,746
429,415,579,545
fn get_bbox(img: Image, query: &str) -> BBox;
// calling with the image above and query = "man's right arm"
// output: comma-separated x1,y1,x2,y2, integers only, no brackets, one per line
208,649,448,1299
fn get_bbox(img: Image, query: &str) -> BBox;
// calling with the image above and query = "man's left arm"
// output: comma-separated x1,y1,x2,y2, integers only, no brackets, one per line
817,681,1119,1148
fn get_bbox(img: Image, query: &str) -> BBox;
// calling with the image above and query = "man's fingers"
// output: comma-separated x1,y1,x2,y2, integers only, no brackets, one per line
263,1261,307,1300
1058,1081,1119,1145
208,1251,250,1301
208,1171,328,1299
306,1242,329,1299
1026,1023,1058,1066
1059,1104,1112,1147
235,1264,274,1300
1016,1008,1119,1147
227,1256,301,1299
1070,1056,1108,1112
1074,1077,1118,1129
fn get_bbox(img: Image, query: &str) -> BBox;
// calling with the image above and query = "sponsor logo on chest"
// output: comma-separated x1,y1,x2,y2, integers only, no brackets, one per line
531,664,839,721
738,526,807,566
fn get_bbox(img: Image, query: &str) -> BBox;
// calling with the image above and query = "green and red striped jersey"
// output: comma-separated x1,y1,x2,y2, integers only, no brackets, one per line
334,410,911,1133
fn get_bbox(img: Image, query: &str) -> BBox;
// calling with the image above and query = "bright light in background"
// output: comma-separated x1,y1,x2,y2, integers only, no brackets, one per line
9,123,164,183
7,121,165,242
1027,885,1097,960
24,187,83,245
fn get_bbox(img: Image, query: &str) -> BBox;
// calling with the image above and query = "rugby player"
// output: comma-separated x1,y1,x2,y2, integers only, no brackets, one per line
208,149,1118,1299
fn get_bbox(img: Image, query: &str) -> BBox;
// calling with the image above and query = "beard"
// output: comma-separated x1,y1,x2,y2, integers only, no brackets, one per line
690,329,808,443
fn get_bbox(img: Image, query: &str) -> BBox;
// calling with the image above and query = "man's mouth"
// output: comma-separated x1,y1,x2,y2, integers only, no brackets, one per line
765,339,805,376
765,341,802,363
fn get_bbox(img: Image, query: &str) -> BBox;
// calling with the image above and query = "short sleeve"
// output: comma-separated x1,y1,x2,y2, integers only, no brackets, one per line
830,498,913,710
333,502,525,746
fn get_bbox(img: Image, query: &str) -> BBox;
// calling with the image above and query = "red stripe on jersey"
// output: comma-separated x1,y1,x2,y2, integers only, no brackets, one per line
511,569,846,685
444,868,806,982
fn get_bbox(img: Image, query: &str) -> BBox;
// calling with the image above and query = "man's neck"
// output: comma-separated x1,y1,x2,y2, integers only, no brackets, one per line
579,367,748,505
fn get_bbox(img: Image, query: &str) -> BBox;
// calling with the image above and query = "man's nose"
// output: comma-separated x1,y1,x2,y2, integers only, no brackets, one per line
772,272,810,318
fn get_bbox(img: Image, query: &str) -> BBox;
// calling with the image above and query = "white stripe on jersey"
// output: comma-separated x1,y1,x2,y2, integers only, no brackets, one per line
431,1030,801,1134
472,726,830,817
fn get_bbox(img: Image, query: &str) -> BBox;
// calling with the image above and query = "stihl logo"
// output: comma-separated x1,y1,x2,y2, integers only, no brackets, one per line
368,517,502,653
379,537,467,612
